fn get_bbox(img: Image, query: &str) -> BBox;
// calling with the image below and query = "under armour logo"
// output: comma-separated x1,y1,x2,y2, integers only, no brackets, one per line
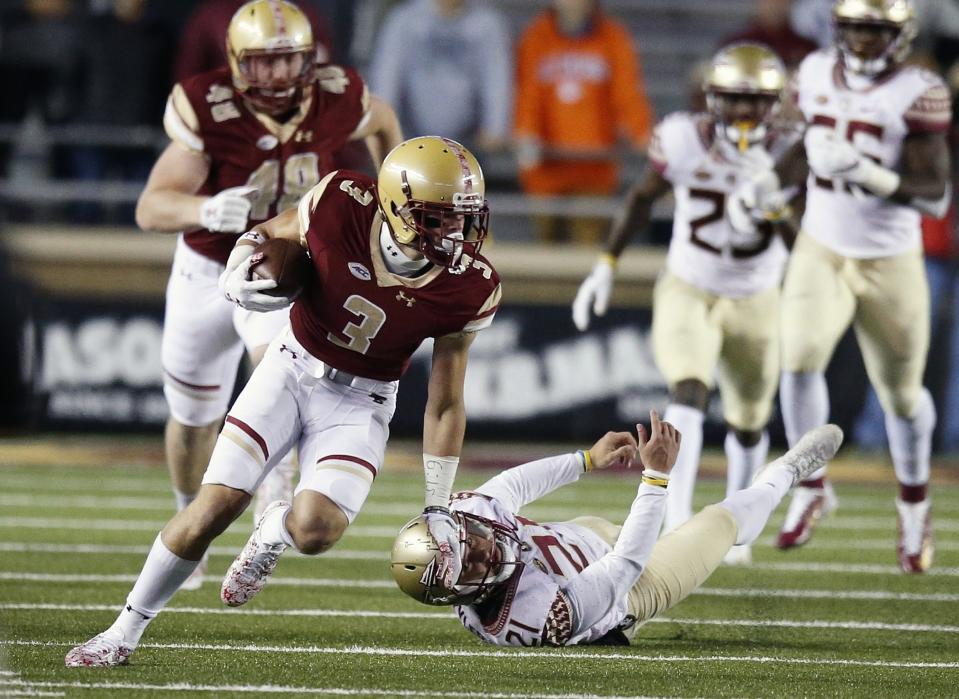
294,130,313,142
396,291,415,307
369,392,386,404
280,344,298,359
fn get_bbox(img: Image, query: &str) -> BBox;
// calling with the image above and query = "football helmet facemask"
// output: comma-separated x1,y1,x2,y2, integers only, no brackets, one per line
390,511,523,606
378,136,490,274
705,43,786,152
833,0,916,77
227,0,315,116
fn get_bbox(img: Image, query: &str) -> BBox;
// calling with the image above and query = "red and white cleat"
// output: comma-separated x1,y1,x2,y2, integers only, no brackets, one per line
221,500,289,607
896,498,934,573
776,481,838,549
64,630,133,668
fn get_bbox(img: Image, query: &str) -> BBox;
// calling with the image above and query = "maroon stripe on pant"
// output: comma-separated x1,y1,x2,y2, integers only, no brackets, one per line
317,454,377,480
225,416,269,461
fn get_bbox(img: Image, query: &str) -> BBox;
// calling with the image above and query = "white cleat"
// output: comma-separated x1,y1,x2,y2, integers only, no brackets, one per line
896,498,934,573
179,552,208,591
722,544,752,566
767,425,844,487
221,500,290,607
64,629,133,668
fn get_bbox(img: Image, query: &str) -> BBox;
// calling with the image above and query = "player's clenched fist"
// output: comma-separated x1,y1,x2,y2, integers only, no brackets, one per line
637,410,681,475
200,185,258,233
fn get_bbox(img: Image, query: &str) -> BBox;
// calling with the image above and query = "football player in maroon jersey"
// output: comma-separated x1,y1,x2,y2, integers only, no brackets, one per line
134,0,402,590
65,136,502,668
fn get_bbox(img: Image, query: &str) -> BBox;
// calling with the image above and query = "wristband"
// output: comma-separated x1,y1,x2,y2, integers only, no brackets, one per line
576,449,593,473
641,467,670,489
423,453,460,509
599,253,618,269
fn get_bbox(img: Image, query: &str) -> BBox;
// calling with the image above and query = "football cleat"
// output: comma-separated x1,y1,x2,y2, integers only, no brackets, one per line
896,498,934,573
722,544,752,566
180,552,208,591
776,482,839,549
221,500,289,607
64,630,133,668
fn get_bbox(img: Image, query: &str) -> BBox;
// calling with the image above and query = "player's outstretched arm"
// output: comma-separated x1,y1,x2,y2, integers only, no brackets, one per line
892,132,951,216
351,95,404,170
572,166,669,331
475,430,639,513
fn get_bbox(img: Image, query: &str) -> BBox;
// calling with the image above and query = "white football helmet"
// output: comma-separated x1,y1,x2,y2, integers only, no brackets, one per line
390,511,524,606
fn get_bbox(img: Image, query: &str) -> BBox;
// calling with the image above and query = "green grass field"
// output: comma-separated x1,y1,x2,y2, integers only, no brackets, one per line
1,446,958,698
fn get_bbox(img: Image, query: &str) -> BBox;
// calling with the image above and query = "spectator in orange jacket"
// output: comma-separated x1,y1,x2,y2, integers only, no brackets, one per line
515,0,653,244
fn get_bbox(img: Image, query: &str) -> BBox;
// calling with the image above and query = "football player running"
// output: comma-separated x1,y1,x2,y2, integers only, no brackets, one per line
573,44,800,565
762,0,949,571
391,412,843,646
65,136,501,668
135,0,402,588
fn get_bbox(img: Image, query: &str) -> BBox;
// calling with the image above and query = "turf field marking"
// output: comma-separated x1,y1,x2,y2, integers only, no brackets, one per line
4,603,958,634
0,542,385,560
0,679,670,699
4,640,959,669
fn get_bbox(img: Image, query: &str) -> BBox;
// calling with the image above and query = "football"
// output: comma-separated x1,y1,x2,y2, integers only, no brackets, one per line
248,238,312,298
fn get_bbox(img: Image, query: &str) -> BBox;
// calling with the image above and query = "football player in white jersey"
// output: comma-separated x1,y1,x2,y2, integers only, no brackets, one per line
391,412,843,646
757,0,950,571
573,44,801,565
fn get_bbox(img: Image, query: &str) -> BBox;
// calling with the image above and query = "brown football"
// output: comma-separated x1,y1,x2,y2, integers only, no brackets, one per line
248,238,312,298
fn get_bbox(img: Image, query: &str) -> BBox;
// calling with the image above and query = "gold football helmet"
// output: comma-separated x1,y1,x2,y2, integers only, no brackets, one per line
704,43,786,151
390,512,522,606
226,0,315,115
378,136,489,273
833,0,916,76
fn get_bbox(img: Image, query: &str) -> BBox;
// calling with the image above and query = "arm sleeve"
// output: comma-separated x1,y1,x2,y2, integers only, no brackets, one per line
904,80,952,135
561,483,667,636
474,452,585,512
479,12,513,140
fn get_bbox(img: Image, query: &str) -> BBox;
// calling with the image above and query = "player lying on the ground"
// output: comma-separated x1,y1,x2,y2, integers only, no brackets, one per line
391,412,842,646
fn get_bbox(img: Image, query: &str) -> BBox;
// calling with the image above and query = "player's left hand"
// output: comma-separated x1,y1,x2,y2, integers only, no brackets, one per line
587,430,639,470
805,127,865,181
219,254,293,312
423,508,462,589
637,410,681,475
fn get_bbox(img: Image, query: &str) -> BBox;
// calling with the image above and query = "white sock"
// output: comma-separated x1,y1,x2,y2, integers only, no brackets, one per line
725,431,769,497
112,534,200,646
780,371,830,480
718,485,780,545
885,388,936,486
662,403,704,531
173,489,196,512
258,502,295,548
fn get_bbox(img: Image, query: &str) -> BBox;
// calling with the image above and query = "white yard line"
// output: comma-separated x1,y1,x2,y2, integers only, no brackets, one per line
3,640,957,670
3,603,957,634
0,542,384,560
0,680,670,699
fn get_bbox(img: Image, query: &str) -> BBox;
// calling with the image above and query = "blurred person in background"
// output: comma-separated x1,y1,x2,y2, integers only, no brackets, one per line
368,0,512,153
134,0,401,590
723,0,818,69
514,0,653,245
572,44,800,566
767,0,950,572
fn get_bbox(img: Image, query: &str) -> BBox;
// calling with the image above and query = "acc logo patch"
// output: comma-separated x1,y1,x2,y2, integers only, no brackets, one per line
348,262,371,281
257,135,279,150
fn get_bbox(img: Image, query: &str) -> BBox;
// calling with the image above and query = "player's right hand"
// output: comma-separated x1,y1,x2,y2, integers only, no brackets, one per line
423,508,462,589
200,186,258,233
637,410,681,475
219,254,292,312
572,257,615,331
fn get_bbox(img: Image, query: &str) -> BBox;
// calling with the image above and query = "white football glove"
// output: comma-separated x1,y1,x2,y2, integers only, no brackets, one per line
727,165,790,246
199,185,258,233
572,257,615,331
423,507,462,590
804,126,900,197
218,240,293,312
